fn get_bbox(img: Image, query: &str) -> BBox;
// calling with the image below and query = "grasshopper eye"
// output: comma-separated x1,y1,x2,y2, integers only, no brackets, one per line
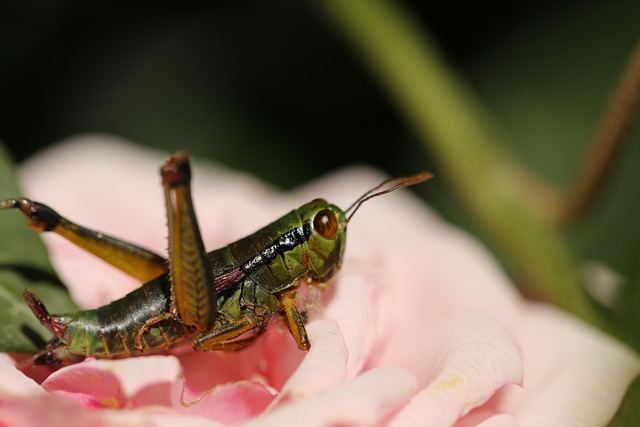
314,209,338,239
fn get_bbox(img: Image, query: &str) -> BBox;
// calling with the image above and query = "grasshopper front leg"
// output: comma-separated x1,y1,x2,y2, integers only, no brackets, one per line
279,289,311,351
190,304,272,351
190,293,311,352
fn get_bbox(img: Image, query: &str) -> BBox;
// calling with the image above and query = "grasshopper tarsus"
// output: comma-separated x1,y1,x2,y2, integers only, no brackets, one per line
1,198,62,231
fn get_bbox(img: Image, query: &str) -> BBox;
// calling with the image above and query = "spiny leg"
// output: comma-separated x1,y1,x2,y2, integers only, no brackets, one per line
279,290,310,351
199,328,266,351
162,152,216,331
0,198,166,283
133,312,174,350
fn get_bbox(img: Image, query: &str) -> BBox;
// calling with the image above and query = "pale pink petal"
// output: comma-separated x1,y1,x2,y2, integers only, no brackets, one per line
51,389,104,409
452,409,521,427
0,394,107,427
363,229,523,375
105,410,225,427
275,319,348,403
246,366,417,427
475,413,520,427
259,319,307,390
387,315,523,427
498,304,640,427
43,363,124,407
177,346,264,399
0,356,45,397
176,322,305,398
1,395,223,427
172,380,276,424
322,262,376,377
42,356,182,408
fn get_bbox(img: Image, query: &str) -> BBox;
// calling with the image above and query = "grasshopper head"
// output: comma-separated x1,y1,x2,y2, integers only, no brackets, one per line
298,171,433,285
297,199,348,284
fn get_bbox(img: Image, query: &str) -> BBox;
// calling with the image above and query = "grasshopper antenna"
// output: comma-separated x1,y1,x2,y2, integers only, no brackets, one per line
344,171,433,222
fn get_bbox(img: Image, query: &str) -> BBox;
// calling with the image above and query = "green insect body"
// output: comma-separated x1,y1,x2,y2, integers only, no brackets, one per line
2,153,430,367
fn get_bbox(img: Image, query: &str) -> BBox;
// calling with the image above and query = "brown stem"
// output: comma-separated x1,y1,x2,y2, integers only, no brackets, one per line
557,42,640,225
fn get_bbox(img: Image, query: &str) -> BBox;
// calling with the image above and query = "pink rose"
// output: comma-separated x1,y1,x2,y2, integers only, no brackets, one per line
0,136,637,426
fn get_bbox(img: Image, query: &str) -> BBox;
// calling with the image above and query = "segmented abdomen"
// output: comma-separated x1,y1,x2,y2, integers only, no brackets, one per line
61,275,193,359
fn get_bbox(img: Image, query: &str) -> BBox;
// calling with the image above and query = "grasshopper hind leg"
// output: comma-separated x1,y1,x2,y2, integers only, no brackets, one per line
22,289,84,366
22,289,67,339
161,153,217,331
191,306,272,352
0,198,166,283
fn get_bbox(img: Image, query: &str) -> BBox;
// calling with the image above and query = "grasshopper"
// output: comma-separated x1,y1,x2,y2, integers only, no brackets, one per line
1,152,431,367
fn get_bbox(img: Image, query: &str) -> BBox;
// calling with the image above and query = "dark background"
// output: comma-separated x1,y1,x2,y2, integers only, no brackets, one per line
1,1,639,421
2,1,636,184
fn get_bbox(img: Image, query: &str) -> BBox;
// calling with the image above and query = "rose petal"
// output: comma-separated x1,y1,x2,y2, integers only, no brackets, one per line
42,362,121,408
173,380,276,424
177,345,266,400
322,263,376,377
275,319,348,403
442,408,522,427
387,315,523,427
42,356,182,408
0,394,106,427
51,389,104,409
0,394,224,427
474,413,520,427
0,356,45,397
247,366,417,427
259,317,312,391
105,410,225,427
501,304,640,426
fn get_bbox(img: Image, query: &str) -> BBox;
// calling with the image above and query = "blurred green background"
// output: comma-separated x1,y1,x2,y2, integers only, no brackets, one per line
1,1,639,423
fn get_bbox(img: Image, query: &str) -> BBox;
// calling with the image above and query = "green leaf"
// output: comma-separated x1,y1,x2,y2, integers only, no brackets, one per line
0,142,77,353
